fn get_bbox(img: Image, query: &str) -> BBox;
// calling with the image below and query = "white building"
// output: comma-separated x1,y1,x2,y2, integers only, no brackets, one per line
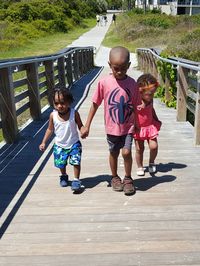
135,0,200,15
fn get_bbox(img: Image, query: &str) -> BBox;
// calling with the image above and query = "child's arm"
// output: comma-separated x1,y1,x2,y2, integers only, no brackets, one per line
81,102,99,138
152,107,162,131
75,110,84,131
39,113,54,151
152,107,161,123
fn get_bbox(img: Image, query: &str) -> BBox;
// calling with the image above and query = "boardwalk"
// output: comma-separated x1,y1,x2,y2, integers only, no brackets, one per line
1,17,200,266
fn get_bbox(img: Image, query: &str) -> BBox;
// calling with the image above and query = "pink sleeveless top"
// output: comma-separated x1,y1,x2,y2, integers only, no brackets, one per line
134,102,161,140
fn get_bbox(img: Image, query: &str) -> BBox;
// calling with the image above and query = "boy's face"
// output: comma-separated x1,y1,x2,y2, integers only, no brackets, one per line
108,57,130,80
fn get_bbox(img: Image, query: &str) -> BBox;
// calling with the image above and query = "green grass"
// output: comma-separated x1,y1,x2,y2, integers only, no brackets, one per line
0,18,96,59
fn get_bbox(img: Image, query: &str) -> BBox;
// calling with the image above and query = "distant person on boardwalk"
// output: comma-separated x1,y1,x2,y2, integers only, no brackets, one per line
81,46,139,195
112,13,116,24
134,73,162,176
96,14,100,26
39,88,84,193
104,14,108,26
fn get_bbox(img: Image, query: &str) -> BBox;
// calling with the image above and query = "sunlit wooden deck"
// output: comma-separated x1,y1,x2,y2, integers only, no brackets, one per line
1,67,200,266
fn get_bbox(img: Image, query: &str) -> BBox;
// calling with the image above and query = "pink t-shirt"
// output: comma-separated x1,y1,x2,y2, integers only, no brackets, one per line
92,74,139,136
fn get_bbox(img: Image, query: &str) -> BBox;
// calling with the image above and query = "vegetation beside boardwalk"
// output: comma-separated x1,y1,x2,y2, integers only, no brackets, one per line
0,0,106,58
103,9,200,61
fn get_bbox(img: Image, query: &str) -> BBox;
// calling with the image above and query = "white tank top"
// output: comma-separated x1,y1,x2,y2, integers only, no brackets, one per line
53,108,79,149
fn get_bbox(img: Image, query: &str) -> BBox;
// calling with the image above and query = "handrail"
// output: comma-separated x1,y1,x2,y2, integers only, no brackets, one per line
136,48,200,145
137,48,200,72
0,46,94,143
0,46,93,69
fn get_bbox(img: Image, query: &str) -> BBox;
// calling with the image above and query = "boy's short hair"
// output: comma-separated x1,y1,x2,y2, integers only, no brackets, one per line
109,46,130,63
53,87,74,104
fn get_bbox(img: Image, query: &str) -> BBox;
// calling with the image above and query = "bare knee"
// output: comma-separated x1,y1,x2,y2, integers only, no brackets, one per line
122,149,132,159
110,150,120,159
149,139,158,151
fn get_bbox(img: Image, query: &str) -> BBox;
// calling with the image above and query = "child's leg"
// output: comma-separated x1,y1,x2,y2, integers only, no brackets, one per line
60,167,67,176
148,138,158,164
135,139,145,168
68,141,83,191
121,148,132,177
107,134,123,191
53,144,69,187
109,150,120,177
73,165,81,179
71,164,82,191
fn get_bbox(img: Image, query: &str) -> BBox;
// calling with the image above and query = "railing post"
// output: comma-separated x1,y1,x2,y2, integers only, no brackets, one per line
164,71,171,102
26,62,41,120
65,54,73,87
57,57,66,88
84,50,88,73
176,66,188,121
90,48,94,68
79,50,84,77
73,51,79,81
0,67,18,143
44,60,55,106
141,53,145,71
194,69,200,145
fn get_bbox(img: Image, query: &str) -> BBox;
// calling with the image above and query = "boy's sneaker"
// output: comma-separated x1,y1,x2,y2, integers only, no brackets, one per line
123,176,135,196
149,164,157,174
111,176,123,191
136,167,145,176
60,175,68,187
71,179,82,192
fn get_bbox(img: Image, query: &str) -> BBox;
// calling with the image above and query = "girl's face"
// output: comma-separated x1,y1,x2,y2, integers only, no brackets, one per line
53,92,70,114
140,88,156,103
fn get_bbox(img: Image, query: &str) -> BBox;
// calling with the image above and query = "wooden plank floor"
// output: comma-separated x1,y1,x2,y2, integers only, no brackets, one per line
1,67,200,265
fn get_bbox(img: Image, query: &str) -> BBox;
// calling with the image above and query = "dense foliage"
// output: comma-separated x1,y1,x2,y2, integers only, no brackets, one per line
0,0,108,52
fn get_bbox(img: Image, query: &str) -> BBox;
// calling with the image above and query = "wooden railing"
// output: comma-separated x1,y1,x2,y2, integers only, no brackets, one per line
0,46,94,143
137,48,200,145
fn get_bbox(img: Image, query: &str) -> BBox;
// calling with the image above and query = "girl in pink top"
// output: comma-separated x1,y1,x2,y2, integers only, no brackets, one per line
134,74,162,176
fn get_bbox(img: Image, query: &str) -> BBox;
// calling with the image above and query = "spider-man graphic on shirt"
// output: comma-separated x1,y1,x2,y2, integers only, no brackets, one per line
92,74,139,136
108,87,133,124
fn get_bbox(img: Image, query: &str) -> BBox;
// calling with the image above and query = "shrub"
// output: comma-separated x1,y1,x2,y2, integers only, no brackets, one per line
5,2,38,22
141,15,175,29
49,18,73,33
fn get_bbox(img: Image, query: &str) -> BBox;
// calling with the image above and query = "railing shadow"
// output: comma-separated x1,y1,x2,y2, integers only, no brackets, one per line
0,66,102,238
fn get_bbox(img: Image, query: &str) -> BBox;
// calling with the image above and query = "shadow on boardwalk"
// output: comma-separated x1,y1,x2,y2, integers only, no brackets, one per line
134,162,187,191
0,67,102,238
80,162,187,191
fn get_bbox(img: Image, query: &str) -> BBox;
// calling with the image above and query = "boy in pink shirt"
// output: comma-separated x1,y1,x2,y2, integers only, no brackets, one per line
81,46,139,195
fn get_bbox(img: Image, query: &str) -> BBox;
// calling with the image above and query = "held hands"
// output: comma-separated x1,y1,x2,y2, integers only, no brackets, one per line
39,143,46,151
80,126,89,139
